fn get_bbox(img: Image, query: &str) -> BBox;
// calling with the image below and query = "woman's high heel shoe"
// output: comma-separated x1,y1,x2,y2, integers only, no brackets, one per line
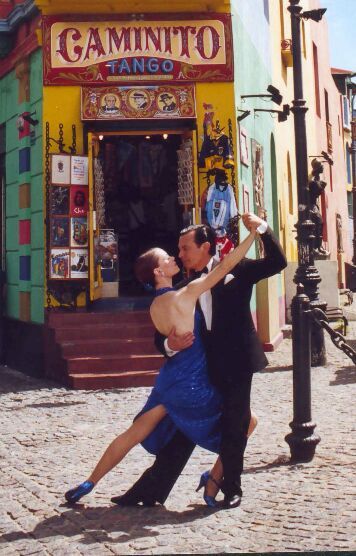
196,471,220,508
65,480,94,504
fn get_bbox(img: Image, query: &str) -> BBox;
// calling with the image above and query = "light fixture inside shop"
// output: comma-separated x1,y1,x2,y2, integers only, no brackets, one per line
145,135,151,139
99,134,104,140
163,133,168,140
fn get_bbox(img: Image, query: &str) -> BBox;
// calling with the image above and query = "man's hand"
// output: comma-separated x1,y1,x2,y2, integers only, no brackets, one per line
242,212,264,232
167,327,195,351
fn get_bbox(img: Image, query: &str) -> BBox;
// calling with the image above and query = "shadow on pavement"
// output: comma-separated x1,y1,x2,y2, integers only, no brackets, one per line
6,400,87,410
0,504,216,546
244,455,305,474
330,364,356,386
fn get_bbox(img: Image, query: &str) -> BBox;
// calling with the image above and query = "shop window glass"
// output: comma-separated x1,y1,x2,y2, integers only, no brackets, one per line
343,96,350,128
346,143,352,184
347,191,353,219
313,43,321,117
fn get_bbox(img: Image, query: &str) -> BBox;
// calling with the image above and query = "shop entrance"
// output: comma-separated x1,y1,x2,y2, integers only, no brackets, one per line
90,130,196,297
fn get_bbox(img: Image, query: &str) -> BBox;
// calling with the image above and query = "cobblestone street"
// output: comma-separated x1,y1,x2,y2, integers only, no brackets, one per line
0,326,355,555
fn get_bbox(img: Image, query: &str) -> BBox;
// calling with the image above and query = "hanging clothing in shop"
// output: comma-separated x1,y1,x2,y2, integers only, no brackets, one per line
205,183,238,230
199,132,234,170
138,141,167,189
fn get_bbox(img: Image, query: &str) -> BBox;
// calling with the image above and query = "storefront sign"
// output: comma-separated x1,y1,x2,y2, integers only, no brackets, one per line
42,14,233,85
81,85,196,120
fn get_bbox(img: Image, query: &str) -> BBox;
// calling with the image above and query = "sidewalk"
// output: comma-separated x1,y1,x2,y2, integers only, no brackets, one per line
0,324,355,555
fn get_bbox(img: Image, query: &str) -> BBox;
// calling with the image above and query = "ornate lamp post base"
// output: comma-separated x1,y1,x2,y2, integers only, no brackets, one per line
285,421,320,462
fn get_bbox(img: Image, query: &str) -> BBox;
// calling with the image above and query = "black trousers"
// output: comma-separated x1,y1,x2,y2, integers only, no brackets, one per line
219,372,253,497
123,428,195,504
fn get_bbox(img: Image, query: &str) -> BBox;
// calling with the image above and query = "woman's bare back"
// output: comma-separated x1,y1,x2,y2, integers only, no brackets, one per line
150,289,196,337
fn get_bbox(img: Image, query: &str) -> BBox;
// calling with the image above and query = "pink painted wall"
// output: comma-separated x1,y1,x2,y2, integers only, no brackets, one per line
308,0,351,265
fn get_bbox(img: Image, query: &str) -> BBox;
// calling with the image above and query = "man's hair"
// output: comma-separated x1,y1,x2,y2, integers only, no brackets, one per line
180,225,216,256
134,248,161,287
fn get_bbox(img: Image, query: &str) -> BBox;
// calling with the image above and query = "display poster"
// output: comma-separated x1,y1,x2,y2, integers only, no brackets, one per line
50,249,70,279
71,217,88,248
70,249,89,278
51,154,71,184
70,186,89,216
99,229,118,269
51,186,70,215
42,14,233,85
81,85,196,120
71,156,89,185
49,154,89,279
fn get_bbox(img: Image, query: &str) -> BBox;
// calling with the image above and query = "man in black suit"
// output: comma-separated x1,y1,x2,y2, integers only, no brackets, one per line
111,213,287,508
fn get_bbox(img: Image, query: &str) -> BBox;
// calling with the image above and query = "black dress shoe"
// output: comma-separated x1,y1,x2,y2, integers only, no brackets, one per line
111,492,156,507
222,493,242,509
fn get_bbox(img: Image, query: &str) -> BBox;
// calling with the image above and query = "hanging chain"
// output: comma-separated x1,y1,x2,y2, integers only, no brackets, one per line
309,307,356,364
45,122,52,310
228,118,236,192
71,124,77,154
58,123,64,152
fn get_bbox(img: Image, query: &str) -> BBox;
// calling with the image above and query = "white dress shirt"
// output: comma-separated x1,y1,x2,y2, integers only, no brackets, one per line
164,221,267,354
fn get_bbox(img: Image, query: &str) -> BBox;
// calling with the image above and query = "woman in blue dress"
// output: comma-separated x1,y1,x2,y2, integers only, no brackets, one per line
65,226,258,506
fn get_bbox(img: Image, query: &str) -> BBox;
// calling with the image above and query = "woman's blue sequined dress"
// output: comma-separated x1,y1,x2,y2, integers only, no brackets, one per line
139,287,222,455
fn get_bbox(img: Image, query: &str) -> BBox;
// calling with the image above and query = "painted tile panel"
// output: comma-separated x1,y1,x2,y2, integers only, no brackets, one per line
31,249,44,286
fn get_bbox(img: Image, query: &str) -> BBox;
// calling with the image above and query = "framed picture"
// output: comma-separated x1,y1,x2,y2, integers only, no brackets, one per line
70,249,89,278
50,249,70,279
239,126,249,167
51,154,71,184
70,186,88,217
51,217,69,247
242,185,250,213
251,139,265,210
71,216,88,247
51,186,70,215
71,156,89,185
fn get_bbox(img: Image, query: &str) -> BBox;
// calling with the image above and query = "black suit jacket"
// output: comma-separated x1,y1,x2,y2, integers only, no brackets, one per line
155,227,287,392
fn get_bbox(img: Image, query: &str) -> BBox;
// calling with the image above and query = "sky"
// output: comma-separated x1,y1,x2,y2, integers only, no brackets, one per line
321,0,355,71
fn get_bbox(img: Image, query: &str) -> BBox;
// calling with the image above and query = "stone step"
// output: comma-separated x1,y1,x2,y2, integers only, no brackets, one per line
66,353,163,373
47,310,152,327
60,337,157,357
68,371,157,390
54,323,154,342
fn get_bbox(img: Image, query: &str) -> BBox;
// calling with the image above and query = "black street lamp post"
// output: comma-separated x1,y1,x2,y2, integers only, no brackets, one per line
285,0,321,462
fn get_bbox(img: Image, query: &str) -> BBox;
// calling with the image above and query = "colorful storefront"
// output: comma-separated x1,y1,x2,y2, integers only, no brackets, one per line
0,1,286,385
42,12,237,307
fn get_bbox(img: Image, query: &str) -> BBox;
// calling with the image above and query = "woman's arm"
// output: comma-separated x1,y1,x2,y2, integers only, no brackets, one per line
185,229,257,300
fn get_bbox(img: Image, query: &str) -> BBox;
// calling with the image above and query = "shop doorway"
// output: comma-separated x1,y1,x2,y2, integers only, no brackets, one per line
92,131,195,297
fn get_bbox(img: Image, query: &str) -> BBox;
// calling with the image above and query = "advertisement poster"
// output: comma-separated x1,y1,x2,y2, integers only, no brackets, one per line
70,186,88,216
50,249,70,279
51,217,69,247
71,217,88,247
70,249,88,278
71,156,88,185
51,186,70,215
51,154,71,184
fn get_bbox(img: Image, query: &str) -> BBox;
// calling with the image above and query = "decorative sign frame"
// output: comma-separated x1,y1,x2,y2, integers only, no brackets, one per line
81,84,196,120
42,13,233,85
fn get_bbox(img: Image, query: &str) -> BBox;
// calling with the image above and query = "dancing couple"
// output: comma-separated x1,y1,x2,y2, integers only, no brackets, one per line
65,213,287,509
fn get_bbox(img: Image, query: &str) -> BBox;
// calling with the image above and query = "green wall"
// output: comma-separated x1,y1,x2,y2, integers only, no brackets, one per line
0,48,44,324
